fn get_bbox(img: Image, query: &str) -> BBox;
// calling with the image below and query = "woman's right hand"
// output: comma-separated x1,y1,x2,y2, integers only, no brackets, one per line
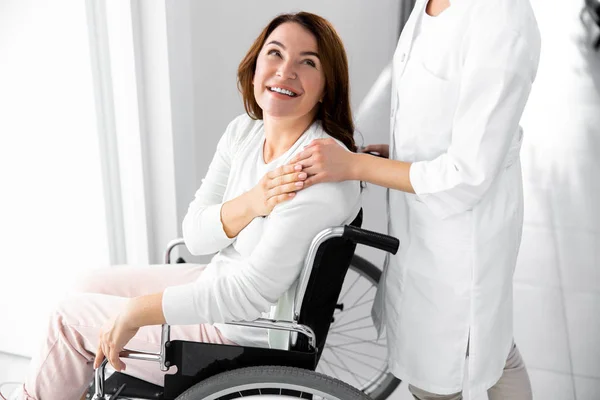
248,164,307,217
361,144,390,159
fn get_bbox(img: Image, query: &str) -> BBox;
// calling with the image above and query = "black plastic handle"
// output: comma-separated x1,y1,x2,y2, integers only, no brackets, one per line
343,225,400,254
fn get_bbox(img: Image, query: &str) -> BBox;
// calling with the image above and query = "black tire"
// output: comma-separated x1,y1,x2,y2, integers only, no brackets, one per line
176,366,371,400
317,254,401,400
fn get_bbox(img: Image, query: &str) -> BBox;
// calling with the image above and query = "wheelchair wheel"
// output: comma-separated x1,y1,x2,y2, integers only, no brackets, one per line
176,366,371,400
316,254,401,400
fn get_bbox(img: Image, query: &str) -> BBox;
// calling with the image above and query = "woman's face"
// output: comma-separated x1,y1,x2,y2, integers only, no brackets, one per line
253,22,325,121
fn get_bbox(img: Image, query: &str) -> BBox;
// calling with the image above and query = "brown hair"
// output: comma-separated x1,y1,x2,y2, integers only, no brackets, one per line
237,12,356,152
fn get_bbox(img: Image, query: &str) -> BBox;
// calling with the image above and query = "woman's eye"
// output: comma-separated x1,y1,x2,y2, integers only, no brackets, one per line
303,59,316,68
267,49,282,57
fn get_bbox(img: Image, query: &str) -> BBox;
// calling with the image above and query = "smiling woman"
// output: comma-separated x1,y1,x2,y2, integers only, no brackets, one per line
1,11,362,400
238,12,356,153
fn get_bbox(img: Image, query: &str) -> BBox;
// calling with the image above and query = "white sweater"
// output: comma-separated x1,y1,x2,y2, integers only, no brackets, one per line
162,114,361,348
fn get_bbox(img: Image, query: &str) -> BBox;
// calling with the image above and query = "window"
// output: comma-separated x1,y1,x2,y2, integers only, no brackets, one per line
0,1,109,357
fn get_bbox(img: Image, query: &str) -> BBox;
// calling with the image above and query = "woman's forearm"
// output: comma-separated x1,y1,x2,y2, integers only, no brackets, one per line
350,153,415,194
220,191,257,238
124,293,166,328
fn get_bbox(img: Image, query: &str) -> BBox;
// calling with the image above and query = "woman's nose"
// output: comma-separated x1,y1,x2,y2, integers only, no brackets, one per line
276,60,297,80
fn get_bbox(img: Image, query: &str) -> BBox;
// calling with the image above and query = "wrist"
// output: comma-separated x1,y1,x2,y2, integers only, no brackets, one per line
348,152,363,181
242,190,259,218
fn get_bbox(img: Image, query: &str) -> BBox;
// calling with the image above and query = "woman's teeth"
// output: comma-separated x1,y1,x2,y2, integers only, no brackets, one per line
269,87,297,97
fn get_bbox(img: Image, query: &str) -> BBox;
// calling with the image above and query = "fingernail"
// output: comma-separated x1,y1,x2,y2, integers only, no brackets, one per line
295,181,304,187
294,164,302,171
298,173,307,179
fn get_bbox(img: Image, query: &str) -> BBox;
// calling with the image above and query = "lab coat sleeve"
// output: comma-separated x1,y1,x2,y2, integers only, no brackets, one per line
162,180,360,325
181,120,237,255
409,24,539,219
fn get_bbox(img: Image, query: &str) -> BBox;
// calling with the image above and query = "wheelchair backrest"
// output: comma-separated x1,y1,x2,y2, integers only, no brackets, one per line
291,209,363,361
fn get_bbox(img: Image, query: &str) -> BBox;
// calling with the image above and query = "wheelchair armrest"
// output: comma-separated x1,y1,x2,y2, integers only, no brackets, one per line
225,318,316,349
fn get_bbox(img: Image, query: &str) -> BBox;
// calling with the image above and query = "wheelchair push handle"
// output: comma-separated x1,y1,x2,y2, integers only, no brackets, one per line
343,225,400,254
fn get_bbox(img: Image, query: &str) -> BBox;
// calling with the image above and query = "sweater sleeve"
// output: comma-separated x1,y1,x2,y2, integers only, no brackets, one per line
163,179,361,325
181,120,237,255
409,21,540,219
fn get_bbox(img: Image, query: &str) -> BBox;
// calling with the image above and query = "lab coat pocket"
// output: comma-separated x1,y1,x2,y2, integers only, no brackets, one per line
407,195,472,251
409,66,458,153
421,59,451,83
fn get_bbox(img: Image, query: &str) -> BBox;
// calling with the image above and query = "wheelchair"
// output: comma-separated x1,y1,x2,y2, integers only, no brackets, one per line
89,209,400,400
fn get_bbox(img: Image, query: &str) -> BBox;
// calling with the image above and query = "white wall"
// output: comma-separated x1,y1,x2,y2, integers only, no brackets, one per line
176,1,401,264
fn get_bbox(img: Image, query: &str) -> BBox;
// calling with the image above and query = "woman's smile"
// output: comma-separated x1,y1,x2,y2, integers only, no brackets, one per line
267,85,300,99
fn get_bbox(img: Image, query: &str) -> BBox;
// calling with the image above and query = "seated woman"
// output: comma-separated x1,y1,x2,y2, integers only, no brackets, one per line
0,11,360,400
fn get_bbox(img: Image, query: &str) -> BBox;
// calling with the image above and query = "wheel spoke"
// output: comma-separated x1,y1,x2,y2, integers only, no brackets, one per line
329,324,374,335
327,330,378,343
330,315,373,331
338,273,361,303
328,338,387,348
318,359,340,380
321,355,371,383
328,346,386,372
347,284,375,310
330,285,374,328
331,345,388,362
337,297,375,313
329,347,368,385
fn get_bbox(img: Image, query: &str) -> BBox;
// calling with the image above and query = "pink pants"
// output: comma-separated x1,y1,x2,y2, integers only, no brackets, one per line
22,264,235,400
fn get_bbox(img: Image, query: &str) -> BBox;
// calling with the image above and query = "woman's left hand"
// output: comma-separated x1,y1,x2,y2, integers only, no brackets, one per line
289,138,355,188
93,312,140,372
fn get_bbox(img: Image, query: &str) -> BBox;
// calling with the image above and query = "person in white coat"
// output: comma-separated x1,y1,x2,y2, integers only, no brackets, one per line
289,0,541,399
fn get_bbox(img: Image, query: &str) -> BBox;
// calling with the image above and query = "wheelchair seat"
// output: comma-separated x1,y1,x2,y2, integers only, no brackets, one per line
93,209,399,400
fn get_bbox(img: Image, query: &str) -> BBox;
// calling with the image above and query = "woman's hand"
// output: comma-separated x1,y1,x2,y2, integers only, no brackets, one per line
93,312,140,372
248,164,307,217
361,144,389,159
288,138,356,188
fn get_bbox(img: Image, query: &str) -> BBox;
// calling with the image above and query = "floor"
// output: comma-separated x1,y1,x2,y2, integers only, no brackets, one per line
2,1,600,400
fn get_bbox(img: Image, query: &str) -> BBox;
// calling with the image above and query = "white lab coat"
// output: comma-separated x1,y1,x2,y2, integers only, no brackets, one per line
372,0,541,396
